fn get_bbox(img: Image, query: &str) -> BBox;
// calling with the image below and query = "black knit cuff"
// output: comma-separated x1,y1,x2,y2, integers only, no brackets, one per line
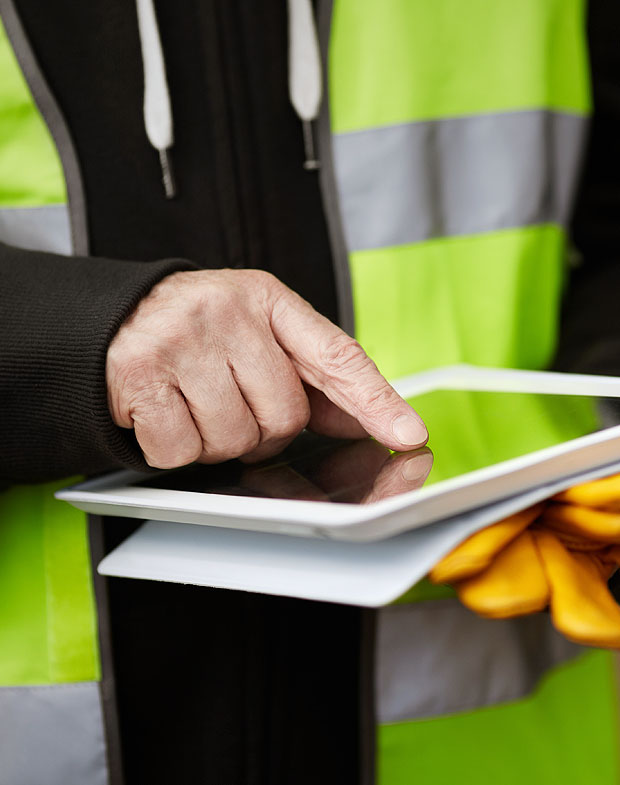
0,247,197,482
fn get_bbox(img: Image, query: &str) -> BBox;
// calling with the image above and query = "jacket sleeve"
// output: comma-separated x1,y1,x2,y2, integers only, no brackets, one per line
555,0,620,376
0,241,197,483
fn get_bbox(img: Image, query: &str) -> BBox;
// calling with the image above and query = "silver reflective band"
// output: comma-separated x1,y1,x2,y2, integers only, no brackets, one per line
333,110,587,252
0,0,89,255
0,681,108,785
0,204,72,254
376,600,580,723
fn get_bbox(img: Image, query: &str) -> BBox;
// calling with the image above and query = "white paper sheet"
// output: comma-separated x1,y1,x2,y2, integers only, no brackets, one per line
98,458,620,607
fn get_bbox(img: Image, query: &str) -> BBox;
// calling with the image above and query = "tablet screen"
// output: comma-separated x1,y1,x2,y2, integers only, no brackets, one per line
133,390,619,504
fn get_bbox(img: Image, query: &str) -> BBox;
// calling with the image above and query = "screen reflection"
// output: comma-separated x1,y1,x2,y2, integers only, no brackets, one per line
135,390,612,504
135,433,433,504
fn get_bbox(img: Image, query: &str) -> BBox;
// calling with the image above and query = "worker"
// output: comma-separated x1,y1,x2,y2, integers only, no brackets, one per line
0,0,618,784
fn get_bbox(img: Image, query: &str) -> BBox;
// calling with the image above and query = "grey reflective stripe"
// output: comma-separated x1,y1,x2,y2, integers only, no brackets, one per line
0,681,108,785
0,0,88,255
376,600,580,724
333,110,587,253
0,205,72,254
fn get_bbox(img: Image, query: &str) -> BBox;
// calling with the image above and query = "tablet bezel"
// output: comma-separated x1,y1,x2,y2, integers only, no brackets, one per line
56,365,620,542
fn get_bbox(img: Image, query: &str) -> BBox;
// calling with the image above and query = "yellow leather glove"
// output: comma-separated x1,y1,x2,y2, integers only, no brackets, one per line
554,473,620,511
541,502,620,543
428,474,620,648
456,530,549,619
428,503,544,584
534,529,620,649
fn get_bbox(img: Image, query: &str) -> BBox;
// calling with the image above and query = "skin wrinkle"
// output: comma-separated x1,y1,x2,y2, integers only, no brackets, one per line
106,268,427,468
269,284,425,442
235,340,311,462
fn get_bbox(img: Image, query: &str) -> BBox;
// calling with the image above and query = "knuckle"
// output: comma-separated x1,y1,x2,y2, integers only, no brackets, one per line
244,269,286,308
241,437,292,463
267,400,310,439
128,378,176,416
138,409,202,469
159,317,199,349
320,335,373,378
195,282,251,334
203,425,261,462
245,268,277,289
176,441,203,467
199,281,235,316
358,384,397,414
233,428,262,456
110,346,169,392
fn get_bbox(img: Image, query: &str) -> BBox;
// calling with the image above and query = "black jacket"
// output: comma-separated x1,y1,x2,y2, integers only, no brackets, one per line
0,0,339,483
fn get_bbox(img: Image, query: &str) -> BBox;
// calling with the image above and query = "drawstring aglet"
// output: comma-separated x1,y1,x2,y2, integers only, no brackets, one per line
302,120,320,171
159,148,177,199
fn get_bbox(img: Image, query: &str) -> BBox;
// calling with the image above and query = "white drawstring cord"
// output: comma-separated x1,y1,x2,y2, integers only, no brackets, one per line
135,0,321,191
135,0,176,197
287,0,323,170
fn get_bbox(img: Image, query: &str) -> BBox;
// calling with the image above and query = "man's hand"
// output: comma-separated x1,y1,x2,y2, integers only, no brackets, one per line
106,269,427,468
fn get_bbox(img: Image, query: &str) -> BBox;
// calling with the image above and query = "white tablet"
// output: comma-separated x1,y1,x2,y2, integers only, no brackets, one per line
57,365,620,542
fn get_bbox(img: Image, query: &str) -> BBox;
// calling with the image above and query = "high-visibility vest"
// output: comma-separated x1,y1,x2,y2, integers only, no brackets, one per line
1,1,618,784
321,1,618,783
0,8,107,785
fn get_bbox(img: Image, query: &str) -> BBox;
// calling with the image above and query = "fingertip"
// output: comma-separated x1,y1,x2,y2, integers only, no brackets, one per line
391,412,428,449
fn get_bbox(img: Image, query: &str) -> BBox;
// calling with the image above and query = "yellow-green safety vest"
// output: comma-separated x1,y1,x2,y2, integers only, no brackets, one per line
0,1,618,784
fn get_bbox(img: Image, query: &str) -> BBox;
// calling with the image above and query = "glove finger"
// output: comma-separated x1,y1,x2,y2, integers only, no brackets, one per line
595,555,617,581
553,473,620,511
537,525,606,552
429,503,544,585
456,530,549,619
540,503,620,544
534,529,620,649
601,545,620,569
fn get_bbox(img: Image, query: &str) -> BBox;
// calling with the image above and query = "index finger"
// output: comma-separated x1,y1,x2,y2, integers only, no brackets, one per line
270,289,428,451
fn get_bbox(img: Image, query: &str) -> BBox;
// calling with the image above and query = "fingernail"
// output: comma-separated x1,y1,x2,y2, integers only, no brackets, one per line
392,413,427,446
401,453,432,482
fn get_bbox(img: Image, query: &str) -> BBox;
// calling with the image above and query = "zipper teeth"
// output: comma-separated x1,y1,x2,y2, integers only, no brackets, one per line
202,0,246,268
229,0,265,270
212,0,262,270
